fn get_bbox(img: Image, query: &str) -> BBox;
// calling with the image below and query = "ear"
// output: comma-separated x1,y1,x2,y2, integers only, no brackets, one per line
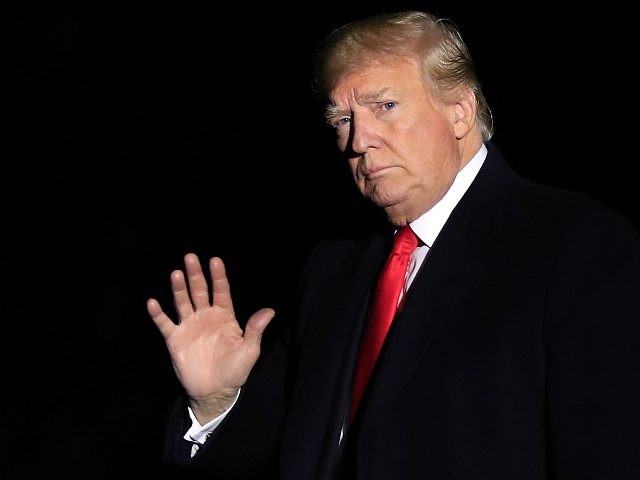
450,87,477,139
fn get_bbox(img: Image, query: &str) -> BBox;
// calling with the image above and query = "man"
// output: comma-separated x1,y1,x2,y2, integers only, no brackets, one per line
147,10,640,479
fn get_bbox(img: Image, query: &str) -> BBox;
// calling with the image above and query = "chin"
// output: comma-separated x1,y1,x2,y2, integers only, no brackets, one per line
383,207,412,227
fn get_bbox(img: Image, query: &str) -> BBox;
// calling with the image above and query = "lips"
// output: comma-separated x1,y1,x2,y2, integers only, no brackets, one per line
363,165,393,179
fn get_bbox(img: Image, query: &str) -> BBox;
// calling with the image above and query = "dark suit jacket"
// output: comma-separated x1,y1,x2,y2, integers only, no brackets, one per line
161,142,640,479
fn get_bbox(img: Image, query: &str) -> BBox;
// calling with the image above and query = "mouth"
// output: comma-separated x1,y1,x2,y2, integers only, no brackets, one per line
363,165,393,180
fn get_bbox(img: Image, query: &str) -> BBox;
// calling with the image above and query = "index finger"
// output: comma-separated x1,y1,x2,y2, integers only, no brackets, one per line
209,256,235,312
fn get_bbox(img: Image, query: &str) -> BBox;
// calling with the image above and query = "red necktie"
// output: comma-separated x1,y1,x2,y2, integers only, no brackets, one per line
349,225,419,421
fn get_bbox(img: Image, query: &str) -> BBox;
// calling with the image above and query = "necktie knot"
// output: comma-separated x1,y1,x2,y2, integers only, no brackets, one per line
391,225,418,256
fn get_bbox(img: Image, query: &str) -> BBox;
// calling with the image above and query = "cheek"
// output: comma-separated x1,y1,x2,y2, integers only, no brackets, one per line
347,159,367,190
402,126,458,192
347,158,359,179
409,118,448,150
336,131,350,153
408,120,456,167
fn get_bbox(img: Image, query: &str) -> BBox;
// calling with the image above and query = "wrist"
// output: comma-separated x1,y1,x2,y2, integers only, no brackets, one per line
188,388,239,424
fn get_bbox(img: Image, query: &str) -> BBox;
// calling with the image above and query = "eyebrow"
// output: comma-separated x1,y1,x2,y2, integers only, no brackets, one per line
324,87,394,123
358,87,392,104
324,104,343,123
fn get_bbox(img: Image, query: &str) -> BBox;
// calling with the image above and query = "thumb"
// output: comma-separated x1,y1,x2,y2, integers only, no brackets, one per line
244,307,275,348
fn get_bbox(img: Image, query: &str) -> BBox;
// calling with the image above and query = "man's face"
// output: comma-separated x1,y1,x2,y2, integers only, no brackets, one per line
327,59,464,226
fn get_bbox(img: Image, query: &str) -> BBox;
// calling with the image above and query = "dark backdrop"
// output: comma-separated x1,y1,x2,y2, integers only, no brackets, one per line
5,1,638,477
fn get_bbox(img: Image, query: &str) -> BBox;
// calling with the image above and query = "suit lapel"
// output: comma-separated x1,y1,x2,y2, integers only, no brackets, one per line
360,219,485,424
357,142,516,433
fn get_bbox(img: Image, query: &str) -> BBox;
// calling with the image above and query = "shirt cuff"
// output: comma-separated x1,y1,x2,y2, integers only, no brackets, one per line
183,389,241,456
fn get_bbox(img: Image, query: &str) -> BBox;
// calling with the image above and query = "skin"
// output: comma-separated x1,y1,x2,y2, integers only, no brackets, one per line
147,255,275,423
328,58,484,226
147,54,484,424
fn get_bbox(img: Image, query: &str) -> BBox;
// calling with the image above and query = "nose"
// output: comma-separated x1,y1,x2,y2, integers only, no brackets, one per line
349,112,380,154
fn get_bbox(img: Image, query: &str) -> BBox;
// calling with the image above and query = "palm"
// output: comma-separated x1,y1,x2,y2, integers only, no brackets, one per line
147,253,274,402
165,302,253,398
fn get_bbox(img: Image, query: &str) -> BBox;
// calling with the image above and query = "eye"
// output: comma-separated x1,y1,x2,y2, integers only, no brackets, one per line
332,116,352,130
381,101,397,111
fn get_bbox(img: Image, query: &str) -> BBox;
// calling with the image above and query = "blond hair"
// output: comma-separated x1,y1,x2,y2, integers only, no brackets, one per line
314,10,494,141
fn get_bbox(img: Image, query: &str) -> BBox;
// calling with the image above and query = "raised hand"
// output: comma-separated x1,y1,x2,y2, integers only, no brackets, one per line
147,253,275,423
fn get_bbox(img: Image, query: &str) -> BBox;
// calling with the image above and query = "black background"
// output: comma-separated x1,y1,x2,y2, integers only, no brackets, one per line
5,1,639,477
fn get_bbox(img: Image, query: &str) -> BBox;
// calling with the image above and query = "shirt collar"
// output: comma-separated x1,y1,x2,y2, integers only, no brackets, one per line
410,143,487,247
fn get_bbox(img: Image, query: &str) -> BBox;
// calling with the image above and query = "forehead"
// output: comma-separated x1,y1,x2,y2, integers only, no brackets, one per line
328,58,424,105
